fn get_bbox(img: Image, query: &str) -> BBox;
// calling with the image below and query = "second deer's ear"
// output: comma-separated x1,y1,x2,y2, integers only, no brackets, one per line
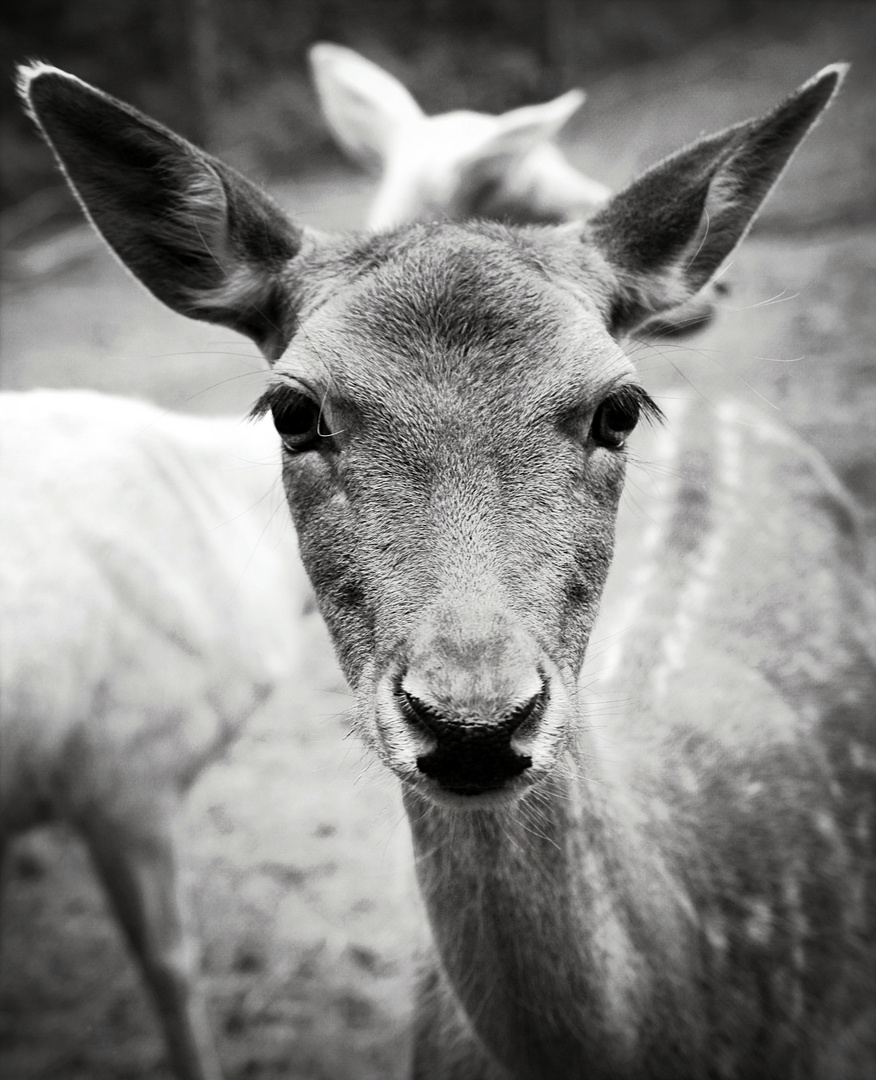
462,89,587,173
20,63,306,357
309,43,424,172
585,64,847,337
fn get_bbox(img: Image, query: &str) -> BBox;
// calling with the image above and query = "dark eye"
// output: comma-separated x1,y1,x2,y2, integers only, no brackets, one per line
590,388,643,450
271,391,320,451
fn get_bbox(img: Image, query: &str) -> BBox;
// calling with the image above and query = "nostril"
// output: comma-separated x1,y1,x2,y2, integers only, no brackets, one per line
397,686,449,739
507,679,549,739
395,674,549,744
392,670,550,795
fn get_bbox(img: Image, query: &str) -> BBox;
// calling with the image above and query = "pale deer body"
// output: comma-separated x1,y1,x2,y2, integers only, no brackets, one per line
0,388,307,1080
19,60,876,1079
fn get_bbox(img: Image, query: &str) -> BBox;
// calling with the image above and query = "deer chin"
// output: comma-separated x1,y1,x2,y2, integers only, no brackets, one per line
410,771,538,810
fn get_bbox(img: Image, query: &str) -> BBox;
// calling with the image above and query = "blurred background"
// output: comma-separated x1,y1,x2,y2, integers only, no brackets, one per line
0,0,873,209
3,0,875,244
1,2,875,1078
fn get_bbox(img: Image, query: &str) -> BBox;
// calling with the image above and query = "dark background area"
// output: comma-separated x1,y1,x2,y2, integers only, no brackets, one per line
2,0,872,210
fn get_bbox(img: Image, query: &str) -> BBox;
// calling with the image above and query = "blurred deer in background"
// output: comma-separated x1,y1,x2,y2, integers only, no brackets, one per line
309,41,723,337
0,389,309,1080
309,41,610,229
20,57,876,1080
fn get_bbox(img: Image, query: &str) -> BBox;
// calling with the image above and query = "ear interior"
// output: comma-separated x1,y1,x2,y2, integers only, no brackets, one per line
587,63,848,336
20,62,303,354
309,42,424,171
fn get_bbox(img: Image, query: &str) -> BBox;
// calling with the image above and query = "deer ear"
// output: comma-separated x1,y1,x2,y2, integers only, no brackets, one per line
458,89,586,178
19,63,304,356
586,64,848,336
481,90,586,162
309,43,423,172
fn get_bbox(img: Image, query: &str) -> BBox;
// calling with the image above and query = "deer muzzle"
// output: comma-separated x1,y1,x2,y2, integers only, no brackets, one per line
397,671,548,795
375,602,559,798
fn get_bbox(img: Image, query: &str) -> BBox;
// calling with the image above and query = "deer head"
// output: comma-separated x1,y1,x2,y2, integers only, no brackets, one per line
308,43,730,339
308,41,610,228
20,61,846,806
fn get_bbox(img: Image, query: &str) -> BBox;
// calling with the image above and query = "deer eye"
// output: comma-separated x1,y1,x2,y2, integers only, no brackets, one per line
590,387,646,450
271,391,320,451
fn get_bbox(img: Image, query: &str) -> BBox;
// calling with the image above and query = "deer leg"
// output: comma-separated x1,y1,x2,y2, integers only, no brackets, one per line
77,802,222,1080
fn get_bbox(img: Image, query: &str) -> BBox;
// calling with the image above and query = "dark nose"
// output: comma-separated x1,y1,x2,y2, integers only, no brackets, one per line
395,674,548,795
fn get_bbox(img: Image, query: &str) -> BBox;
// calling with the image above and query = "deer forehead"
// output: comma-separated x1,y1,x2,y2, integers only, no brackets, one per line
282,225,628,420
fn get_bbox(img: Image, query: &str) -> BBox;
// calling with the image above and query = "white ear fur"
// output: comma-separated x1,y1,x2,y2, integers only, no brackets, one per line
496,89,586,146
308,42,424,171
457,89,586,171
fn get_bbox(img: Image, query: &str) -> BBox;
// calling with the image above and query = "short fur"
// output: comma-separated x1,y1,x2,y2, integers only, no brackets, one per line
308,41,721,338
18,60,875,1079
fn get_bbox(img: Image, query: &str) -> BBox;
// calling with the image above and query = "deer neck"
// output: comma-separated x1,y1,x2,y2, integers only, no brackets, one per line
402,744,699,1078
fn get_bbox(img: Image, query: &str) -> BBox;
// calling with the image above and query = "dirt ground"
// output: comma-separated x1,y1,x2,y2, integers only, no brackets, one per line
1,11,875,1079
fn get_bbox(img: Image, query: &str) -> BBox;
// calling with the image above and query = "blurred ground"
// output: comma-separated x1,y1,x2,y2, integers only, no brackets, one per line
1,16,875,1080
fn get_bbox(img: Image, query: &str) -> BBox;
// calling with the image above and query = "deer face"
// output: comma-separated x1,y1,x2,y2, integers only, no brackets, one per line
20,61,845,804
255,223,647,801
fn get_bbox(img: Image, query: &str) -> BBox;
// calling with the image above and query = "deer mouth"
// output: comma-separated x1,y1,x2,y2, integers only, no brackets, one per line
416,741,533,796
414,768,537,808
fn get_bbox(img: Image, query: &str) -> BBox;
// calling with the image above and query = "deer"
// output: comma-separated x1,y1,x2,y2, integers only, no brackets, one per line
0,387,310,1080
308,41,610,230
18,58,876,1078
308,41,722,337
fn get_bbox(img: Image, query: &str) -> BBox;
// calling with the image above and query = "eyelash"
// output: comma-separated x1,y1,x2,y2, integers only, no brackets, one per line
589,384,662,449
249,381,663,456
250,383,322,452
